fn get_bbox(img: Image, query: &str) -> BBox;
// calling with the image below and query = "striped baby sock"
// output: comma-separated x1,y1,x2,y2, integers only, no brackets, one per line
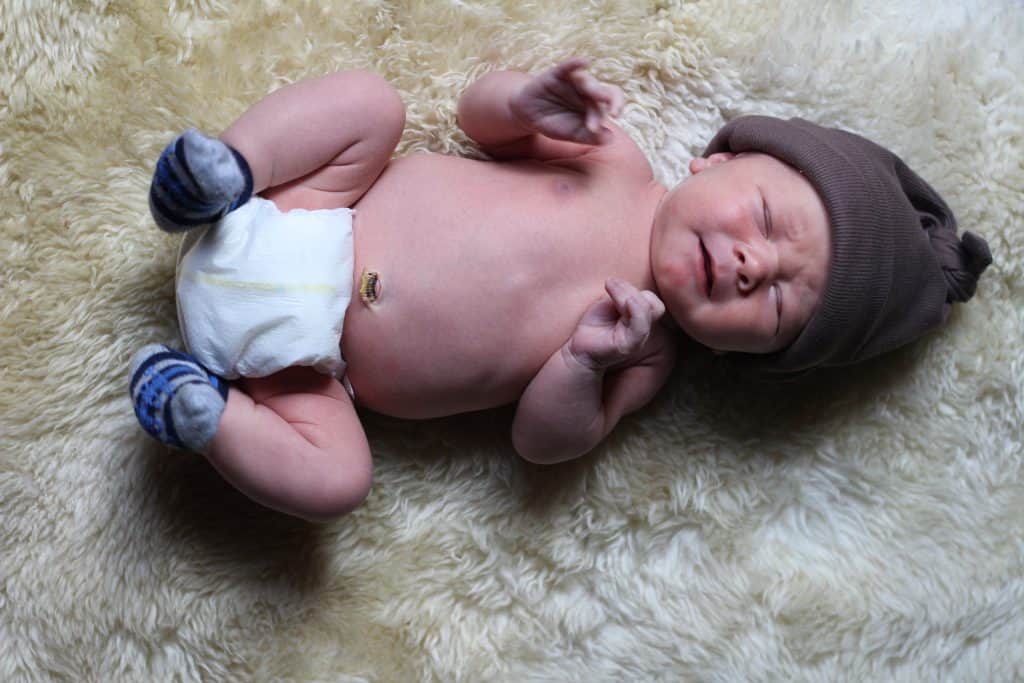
148,128,254,233
129,344,230,453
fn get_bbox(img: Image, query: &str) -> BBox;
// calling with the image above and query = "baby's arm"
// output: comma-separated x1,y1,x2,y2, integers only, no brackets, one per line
207,368,372,521
457,58,624,160
512,279,676,464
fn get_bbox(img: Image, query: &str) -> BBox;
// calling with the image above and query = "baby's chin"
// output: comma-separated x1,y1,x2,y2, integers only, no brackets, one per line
660,296,707,338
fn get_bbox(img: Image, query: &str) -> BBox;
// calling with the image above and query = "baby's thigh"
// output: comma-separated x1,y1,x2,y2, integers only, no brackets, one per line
240,367,362,448
258,72,405,211
206,366,372,519
241,365,349,404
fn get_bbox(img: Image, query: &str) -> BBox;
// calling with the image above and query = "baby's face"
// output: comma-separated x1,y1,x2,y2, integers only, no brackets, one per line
651,152,831,354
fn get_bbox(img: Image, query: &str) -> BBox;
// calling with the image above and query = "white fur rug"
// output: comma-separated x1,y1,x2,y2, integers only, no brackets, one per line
2,0,1022,680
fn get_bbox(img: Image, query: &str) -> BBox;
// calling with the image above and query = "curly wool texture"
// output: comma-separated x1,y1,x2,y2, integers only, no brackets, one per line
2,1,1023,681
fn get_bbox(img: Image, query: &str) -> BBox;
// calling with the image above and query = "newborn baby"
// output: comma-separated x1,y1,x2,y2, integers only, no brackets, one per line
130,59,991,521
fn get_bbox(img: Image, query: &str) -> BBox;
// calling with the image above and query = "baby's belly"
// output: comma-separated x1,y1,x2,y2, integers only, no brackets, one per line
340,228,594,418
342,295,568,419
338,155,643,419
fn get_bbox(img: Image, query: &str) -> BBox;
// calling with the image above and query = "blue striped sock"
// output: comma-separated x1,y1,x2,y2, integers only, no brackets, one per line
129,344,230,453
148,129,253,233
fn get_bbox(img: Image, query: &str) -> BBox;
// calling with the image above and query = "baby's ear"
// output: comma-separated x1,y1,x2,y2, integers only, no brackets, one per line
689,152,736,175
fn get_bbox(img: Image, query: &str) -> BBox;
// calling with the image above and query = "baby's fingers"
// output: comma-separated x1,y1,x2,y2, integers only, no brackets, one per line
626,290,655,335
569,69,624,117
606,278,661,316
551,57,591,80
605,276,636,310
596,83,624,118
610,294,651,359
605,278,654,350
641,290,666,320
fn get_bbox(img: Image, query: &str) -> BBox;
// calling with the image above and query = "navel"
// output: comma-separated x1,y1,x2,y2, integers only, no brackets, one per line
358,268,381,305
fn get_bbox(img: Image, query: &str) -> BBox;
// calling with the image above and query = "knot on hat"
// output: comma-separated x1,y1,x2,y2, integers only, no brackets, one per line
925,222,993,303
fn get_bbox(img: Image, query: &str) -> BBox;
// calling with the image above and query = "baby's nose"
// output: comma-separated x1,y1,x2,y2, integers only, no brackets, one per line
733,242,774,293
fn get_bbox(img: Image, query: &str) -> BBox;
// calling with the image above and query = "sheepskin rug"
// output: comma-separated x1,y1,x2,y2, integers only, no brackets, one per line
2,0,1022,680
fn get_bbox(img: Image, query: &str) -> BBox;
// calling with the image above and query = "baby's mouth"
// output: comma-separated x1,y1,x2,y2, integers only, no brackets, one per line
700,239,714,297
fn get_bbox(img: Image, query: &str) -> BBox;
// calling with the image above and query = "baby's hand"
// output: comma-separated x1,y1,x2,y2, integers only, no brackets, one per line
567,278,666,371
510,58,624,146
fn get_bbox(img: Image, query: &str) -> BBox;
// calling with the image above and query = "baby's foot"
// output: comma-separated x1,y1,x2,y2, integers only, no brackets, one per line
129,344,230,453
148,129,253,232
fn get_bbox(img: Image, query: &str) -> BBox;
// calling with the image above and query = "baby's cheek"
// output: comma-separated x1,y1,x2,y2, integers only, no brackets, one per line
694,302,765,352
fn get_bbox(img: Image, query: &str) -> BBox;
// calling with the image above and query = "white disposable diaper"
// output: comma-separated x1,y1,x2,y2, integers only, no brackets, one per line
175,196,354,380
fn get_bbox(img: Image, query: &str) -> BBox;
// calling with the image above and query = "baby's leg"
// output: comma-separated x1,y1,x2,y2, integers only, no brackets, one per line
221,70,405,210
130,347,371,520
150,70,405,230
207,367,372,522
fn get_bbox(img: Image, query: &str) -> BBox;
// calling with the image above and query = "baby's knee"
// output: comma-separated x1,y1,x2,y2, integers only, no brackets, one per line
329,70,406,138
299,446,374,522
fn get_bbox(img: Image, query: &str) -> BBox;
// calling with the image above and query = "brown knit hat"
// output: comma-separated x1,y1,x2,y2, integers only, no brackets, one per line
703,116,992,375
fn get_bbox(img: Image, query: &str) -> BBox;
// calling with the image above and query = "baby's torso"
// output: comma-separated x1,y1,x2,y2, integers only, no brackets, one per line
342,152,661,418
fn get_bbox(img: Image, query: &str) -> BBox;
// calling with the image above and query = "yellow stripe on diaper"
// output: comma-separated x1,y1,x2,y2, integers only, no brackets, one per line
189,272,338,295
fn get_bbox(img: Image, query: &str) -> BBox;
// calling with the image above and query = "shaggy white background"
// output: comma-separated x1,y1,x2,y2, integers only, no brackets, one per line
1,0,1022,680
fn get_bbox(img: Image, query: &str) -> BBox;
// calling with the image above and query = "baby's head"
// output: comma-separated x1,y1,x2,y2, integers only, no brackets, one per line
651,116,993,376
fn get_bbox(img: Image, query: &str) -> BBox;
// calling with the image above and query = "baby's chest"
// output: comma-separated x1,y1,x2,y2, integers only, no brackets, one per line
365,168,633,267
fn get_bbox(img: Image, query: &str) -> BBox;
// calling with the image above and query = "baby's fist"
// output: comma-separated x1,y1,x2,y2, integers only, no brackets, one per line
511,58,624,146
568,278,666,371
